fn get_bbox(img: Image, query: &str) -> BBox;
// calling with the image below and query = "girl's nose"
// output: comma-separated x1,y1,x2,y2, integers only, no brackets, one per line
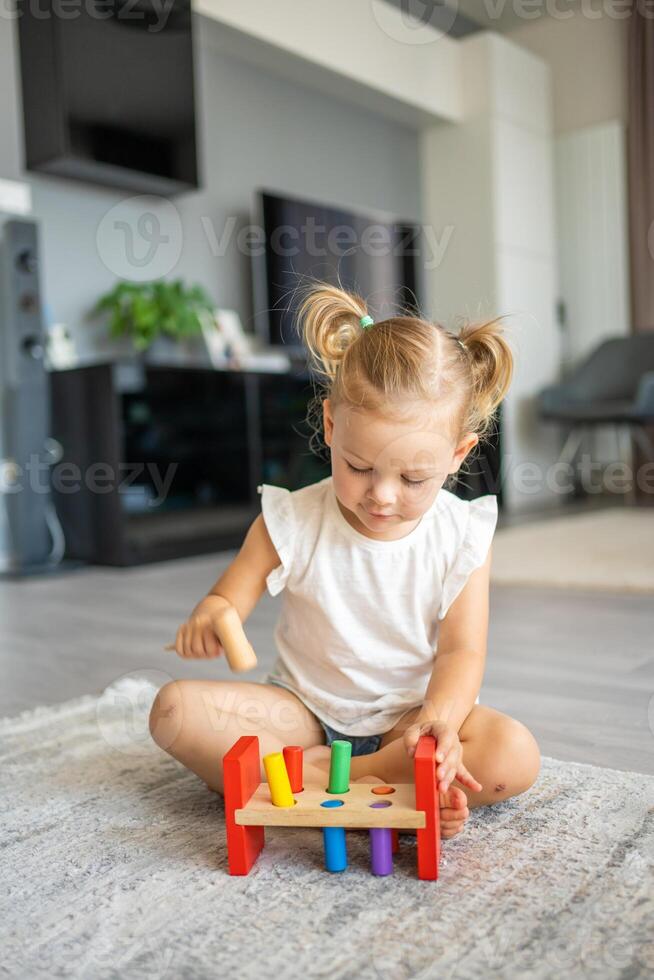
369,475,396,507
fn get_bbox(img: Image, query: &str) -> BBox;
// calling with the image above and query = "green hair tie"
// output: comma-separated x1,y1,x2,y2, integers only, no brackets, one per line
360,315,374,330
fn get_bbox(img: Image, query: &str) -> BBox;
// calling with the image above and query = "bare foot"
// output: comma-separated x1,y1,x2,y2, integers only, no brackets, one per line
440,785,469,839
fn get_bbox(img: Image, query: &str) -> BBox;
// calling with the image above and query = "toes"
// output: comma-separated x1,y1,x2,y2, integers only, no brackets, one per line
448,786,468,808
441,816,467,833
441,806,469,822
441,816,467,832
441,823,465,839
438,785,468,810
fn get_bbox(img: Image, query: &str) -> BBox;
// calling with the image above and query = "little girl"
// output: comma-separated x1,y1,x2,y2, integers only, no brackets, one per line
150,284,541,839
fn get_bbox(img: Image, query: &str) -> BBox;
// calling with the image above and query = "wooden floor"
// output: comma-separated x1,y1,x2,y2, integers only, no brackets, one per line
1,544,652,776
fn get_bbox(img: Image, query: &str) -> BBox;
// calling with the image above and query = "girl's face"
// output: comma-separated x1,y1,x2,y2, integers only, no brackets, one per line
323,398,478,541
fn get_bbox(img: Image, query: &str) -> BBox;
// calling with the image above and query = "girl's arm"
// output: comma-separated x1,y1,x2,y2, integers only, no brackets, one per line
403,547,492,792
205,514,281,622
405,549,491,754
419,544,492,733
174,514,281,659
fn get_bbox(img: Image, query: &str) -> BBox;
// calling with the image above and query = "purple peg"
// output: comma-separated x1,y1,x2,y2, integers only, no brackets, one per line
369,827,394,876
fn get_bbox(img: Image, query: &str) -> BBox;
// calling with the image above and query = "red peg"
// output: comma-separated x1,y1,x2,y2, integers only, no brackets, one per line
283,745,304,793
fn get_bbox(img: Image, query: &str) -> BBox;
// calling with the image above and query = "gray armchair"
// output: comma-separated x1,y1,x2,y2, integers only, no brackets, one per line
537,334,654,482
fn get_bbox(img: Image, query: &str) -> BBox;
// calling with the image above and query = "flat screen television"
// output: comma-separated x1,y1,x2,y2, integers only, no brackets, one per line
253,190,422,353
17,0,198,195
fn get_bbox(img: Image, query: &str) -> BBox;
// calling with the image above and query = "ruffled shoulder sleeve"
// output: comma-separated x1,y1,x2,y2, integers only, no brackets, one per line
257,484,297,596
437,494,498,621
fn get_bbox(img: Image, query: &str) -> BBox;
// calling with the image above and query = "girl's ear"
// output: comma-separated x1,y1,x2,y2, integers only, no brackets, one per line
323,398,334,447
447,432,478,475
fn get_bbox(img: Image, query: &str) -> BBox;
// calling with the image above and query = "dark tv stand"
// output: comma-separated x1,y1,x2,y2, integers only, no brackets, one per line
50,360,329,566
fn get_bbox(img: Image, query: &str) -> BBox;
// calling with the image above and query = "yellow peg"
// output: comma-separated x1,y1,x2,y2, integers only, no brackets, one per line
263,752,295,808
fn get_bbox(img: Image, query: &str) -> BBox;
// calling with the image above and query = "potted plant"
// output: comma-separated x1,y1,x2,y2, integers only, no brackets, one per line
90,279,216,356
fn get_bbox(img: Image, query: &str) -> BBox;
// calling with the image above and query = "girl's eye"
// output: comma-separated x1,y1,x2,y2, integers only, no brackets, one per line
346,462,370,476
345,459,427,487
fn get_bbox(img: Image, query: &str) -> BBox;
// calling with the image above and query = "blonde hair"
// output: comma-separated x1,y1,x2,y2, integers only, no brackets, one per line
296,283,514,475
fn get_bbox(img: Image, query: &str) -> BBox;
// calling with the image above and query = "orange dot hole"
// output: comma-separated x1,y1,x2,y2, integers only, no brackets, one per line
371,785,396,795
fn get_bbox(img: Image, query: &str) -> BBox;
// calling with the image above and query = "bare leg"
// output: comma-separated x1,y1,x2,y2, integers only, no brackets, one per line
149,679,325,793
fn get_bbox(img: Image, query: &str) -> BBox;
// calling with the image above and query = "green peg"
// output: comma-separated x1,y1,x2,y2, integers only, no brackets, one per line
327,740,352,794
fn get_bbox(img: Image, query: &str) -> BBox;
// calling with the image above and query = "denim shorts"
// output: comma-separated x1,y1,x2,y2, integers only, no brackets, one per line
268,677,383,756
319,721,383,757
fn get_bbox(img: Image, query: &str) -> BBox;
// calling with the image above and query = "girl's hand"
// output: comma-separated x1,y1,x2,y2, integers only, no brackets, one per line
173,595,228,659
404,720,483,794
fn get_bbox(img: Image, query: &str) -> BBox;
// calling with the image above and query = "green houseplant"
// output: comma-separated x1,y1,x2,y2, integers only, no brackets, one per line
91,279,216,352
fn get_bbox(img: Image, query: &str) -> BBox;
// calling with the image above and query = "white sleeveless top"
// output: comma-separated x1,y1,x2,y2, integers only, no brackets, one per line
257,476,498,736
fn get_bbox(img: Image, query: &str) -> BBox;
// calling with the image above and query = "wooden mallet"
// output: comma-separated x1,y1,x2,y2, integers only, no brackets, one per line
164,602,257,673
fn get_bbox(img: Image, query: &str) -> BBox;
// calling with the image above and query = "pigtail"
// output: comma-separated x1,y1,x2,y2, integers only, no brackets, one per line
296,284,368,383
457,317,514,440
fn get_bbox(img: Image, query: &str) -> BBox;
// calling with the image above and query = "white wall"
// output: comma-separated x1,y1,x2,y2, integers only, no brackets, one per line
555,121,631,367
509,13,632,349
513,10,632,361
508,10,632,472
508,7,629,134
423,33,561,514
0,6,22,180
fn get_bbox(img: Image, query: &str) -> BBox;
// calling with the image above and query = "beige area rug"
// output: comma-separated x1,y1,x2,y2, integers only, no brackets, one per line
2,676,653,980
491,508,654,593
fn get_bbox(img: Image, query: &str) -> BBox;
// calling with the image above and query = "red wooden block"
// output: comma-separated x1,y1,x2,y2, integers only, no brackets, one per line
414,734,440,880
391,829,400,854
283,745,304,794
223,735,265,875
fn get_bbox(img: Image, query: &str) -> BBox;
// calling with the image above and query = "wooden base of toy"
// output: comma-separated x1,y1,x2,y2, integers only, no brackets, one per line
223,734,441,879
237,781,424,829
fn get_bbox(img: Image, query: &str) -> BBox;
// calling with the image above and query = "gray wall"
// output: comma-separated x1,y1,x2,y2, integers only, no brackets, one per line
0,13,422,359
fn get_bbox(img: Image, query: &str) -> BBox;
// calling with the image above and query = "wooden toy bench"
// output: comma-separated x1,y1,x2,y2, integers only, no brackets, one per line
223,734,440,879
